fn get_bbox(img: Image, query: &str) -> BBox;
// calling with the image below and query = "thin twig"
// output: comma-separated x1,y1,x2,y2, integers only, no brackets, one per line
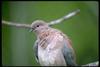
49,9,80,25
2,20,31,29
83,61,99,66
2,9,80,28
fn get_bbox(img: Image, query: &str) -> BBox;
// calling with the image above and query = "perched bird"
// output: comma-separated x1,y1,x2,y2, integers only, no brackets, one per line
30,20,77,66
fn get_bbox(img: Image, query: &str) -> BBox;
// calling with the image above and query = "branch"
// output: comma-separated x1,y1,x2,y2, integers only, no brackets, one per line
2,9,80,28
83,61,99,66
48,9,80,25
2,20,31,29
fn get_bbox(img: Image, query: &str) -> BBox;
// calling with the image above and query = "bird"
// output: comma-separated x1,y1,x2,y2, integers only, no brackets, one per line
30,20,77,66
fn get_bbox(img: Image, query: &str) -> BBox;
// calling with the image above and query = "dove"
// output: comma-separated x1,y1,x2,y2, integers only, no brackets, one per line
30,20,77,66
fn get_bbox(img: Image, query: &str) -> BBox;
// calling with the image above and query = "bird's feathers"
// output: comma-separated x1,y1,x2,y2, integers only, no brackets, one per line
37,32,67,66
33,40,39,63
33,28,76,66
62,39,77,66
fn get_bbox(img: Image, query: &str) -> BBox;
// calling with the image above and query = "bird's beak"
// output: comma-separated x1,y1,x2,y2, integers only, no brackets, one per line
48,23,52,27
29,28,33,32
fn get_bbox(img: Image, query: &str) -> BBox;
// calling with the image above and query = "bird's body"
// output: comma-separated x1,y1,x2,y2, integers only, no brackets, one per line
31,20,77,66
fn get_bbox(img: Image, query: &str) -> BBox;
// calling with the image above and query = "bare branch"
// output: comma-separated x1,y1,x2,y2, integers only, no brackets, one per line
2,20,31,29
2,9,80,28
49,9,80,25
83,61,99,66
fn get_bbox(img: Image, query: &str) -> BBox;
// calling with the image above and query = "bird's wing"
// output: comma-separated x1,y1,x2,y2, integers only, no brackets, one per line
33,40,39,63
62,38,77,66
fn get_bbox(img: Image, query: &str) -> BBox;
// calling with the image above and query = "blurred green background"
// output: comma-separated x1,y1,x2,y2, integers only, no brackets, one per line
2,1,98,66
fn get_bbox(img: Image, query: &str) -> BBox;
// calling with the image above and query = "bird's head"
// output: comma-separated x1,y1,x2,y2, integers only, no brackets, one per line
30,20,49,34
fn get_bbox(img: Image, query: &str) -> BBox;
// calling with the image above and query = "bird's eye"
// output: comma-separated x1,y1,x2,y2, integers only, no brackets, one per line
37,25,39,27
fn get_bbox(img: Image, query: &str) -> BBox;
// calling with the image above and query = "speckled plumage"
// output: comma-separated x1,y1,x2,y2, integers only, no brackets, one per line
31,20,77,66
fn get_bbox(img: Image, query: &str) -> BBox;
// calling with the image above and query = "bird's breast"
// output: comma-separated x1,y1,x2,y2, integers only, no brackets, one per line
38,34,67,66
38,45,66,66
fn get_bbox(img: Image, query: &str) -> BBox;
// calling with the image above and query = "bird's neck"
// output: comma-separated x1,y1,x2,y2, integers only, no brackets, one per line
36,28,53,40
